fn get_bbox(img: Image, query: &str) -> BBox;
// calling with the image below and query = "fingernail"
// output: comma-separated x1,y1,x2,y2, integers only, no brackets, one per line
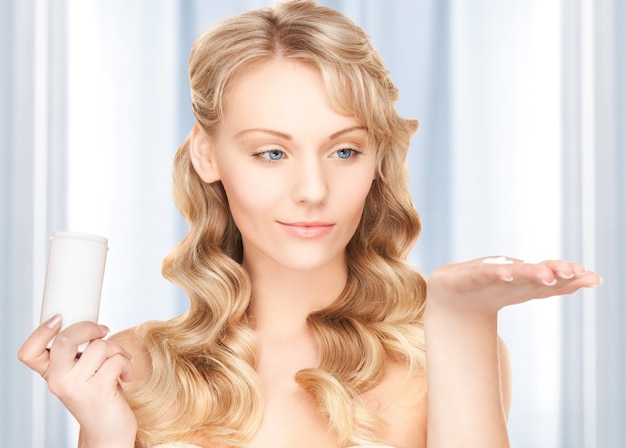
98,324,110,335
592,276,604,286
44,314,62,329
543,278,558,286
558,272,575,279
501,275,514,282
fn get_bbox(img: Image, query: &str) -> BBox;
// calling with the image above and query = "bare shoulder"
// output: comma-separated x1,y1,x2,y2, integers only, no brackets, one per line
107,325,153,382
362,361,428,447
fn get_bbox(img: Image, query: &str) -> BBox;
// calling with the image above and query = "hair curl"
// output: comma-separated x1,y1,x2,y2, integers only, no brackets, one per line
124,1,426,446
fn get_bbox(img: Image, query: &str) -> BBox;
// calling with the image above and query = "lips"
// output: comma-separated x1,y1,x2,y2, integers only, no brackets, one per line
277,221,335,238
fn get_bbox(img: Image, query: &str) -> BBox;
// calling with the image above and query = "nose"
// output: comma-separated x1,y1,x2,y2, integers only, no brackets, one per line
291,157,328,204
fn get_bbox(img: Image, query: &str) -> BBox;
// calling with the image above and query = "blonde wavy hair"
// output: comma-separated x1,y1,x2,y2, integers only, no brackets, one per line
125,1,426,446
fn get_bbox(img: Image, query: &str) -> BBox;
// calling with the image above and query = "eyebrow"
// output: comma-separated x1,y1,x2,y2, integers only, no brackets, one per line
235,126,367,141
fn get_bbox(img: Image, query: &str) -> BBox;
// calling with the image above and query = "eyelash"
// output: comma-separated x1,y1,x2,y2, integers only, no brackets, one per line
252,147,363,164
332,148,363,159
255,149,285,162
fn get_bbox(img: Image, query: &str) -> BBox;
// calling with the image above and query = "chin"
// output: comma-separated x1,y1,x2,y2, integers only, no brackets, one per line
276,248,346,273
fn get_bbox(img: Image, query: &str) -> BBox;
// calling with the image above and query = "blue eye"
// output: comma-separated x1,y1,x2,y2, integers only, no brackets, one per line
336,148,354,159
259,149,284,161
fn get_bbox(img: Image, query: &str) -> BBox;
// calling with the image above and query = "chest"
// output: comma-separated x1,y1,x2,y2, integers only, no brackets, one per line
246,347,425,448
185,339,426,448
245,338,338,447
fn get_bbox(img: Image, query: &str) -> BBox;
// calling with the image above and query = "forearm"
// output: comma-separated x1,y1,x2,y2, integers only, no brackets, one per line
424,305,509,448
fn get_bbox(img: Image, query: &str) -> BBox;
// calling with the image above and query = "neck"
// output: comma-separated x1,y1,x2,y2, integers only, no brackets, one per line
244,257,347,338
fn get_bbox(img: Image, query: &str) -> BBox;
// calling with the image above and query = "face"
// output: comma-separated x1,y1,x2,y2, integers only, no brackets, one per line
194,60,377,273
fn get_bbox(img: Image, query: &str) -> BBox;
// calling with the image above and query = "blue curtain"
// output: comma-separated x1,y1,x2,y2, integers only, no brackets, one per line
561,0,626,446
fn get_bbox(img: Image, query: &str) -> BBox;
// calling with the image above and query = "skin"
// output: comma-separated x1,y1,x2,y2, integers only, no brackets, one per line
425,257,600,447
17,59,602,448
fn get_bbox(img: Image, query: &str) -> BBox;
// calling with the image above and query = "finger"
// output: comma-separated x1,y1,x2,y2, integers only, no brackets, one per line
557,269,603,290
516,262,559,286
544,260,588,278
534,260,598,287
74,339,133,380
517,262,602,297
477,261,516,283
17,314,63,373
543,259,578,280
48,321,110,374
91,352,134,383
480,260,555,287
479,256,525,282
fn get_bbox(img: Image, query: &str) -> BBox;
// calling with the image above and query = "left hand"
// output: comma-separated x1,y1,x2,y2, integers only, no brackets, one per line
426,256,602,317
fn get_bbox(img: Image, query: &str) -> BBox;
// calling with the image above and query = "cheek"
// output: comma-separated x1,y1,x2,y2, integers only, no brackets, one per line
220,174,277,224
339,174,375,224
358,176,375,200
346,169,375,203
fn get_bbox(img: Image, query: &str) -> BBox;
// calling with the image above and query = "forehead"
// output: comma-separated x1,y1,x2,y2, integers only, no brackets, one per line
219,59,363,135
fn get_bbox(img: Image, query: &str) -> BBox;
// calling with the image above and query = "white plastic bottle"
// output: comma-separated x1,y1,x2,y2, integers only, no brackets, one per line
40,231,108,351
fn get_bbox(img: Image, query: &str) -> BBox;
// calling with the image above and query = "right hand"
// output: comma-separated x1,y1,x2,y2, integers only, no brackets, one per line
18,315,137,447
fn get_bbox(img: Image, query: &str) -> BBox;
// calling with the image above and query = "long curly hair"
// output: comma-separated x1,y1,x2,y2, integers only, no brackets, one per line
124,1,426,446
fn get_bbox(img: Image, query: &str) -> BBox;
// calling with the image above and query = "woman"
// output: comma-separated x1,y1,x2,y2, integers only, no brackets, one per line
18,1,601,447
